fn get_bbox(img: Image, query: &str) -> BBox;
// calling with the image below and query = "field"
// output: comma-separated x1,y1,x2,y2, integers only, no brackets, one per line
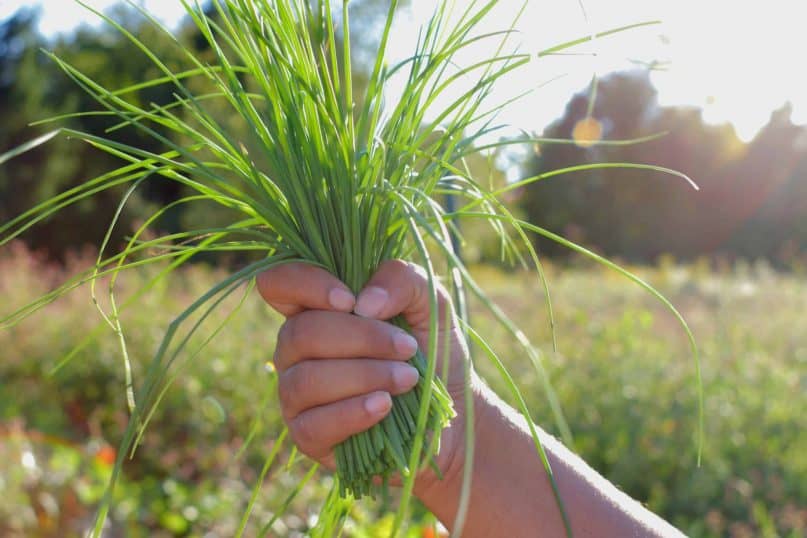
1,243,805,537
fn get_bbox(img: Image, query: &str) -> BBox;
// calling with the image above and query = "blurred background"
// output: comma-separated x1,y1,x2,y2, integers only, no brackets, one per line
0,1,805,537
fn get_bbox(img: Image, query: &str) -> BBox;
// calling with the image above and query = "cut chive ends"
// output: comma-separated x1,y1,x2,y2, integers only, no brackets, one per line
337,345,456,500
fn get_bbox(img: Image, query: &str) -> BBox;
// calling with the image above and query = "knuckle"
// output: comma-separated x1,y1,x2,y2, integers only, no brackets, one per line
434,281,453,315
291,414,317,453
404,260,427,280
380,258,412,276
256,263,312,305
402,263,450,319
275,318,296,356
279,310,318,347
411,265,451,310
255,270,271,297
256,265,288,302
281,363,313,409
407,265,429,299
276,369,296,415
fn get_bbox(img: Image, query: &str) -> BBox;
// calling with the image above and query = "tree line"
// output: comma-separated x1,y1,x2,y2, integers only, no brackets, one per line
2,6,805,265
520,71,807,265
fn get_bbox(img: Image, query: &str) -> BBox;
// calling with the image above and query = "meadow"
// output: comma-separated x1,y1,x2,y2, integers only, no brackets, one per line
1,243,804,537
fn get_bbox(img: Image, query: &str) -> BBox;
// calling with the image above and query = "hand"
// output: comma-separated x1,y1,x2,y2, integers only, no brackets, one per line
257,261,684,538
256,260,471,490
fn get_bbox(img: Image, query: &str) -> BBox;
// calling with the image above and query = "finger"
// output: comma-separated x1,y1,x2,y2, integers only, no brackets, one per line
273,310,418,372
354,259,452,332
279,359,420,420
256,262,355,317
289,391,392,460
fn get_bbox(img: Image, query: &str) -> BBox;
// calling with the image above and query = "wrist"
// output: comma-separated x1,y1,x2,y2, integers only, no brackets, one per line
413,373,493,520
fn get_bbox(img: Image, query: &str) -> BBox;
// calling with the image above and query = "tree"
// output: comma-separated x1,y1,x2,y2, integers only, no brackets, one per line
0,7,188,260
1,1,409,260
518,70,807,264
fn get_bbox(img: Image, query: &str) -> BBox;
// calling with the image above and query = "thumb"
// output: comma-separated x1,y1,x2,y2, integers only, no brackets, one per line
353,260,453,336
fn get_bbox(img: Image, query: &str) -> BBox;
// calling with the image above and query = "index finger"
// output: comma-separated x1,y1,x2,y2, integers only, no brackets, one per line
256,262,355,317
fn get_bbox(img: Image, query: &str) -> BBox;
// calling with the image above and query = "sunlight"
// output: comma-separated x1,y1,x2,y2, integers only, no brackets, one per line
0,0,187,37
572,117,603,147
2,0,805,141
386,0,807,142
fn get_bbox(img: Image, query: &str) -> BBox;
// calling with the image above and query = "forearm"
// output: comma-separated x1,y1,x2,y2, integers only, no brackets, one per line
416,378,684,537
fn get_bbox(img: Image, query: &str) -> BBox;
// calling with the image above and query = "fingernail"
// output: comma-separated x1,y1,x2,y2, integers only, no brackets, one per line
391,363,419,391
364,391,392,416
355,286,388,318
392,332,418,357
328,287,355,311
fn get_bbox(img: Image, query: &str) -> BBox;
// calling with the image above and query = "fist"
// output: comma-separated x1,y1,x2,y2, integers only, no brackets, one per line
256,260,470,483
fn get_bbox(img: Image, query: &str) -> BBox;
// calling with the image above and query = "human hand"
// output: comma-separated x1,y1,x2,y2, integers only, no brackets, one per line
257,261,686,538
256,260,471,490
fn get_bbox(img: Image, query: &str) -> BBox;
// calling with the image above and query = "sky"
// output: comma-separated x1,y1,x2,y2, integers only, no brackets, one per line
2,0,806,142
386,0,807,142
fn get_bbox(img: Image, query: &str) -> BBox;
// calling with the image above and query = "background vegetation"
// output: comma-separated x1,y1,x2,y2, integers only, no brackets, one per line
1,245,804,536
3,6,807,265
1,2,805,537
521,73,807,265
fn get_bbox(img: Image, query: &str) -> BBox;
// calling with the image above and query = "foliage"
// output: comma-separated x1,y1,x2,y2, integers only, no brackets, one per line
2,0,607,535
1,244,803,537
518,71,807,265
4,8,807,268
0,8,190,260
0,2,400,261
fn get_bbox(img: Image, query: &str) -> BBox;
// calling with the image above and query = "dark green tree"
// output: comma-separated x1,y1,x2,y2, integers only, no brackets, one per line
0,6,191,260
519,70,807,264
1,1,408,260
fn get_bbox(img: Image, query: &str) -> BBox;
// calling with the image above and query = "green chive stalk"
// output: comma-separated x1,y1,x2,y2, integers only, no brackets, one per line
0,1,703,536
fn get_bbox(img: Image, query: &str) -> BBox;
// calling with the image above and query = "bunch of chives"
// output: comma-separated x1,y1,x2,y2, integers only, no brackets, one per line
1,0,523,518
0,1,704,536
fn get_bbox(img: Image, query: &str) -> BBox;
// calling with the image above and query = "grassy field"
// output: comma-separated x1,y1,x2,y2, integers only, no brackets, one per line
1,243,804,537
